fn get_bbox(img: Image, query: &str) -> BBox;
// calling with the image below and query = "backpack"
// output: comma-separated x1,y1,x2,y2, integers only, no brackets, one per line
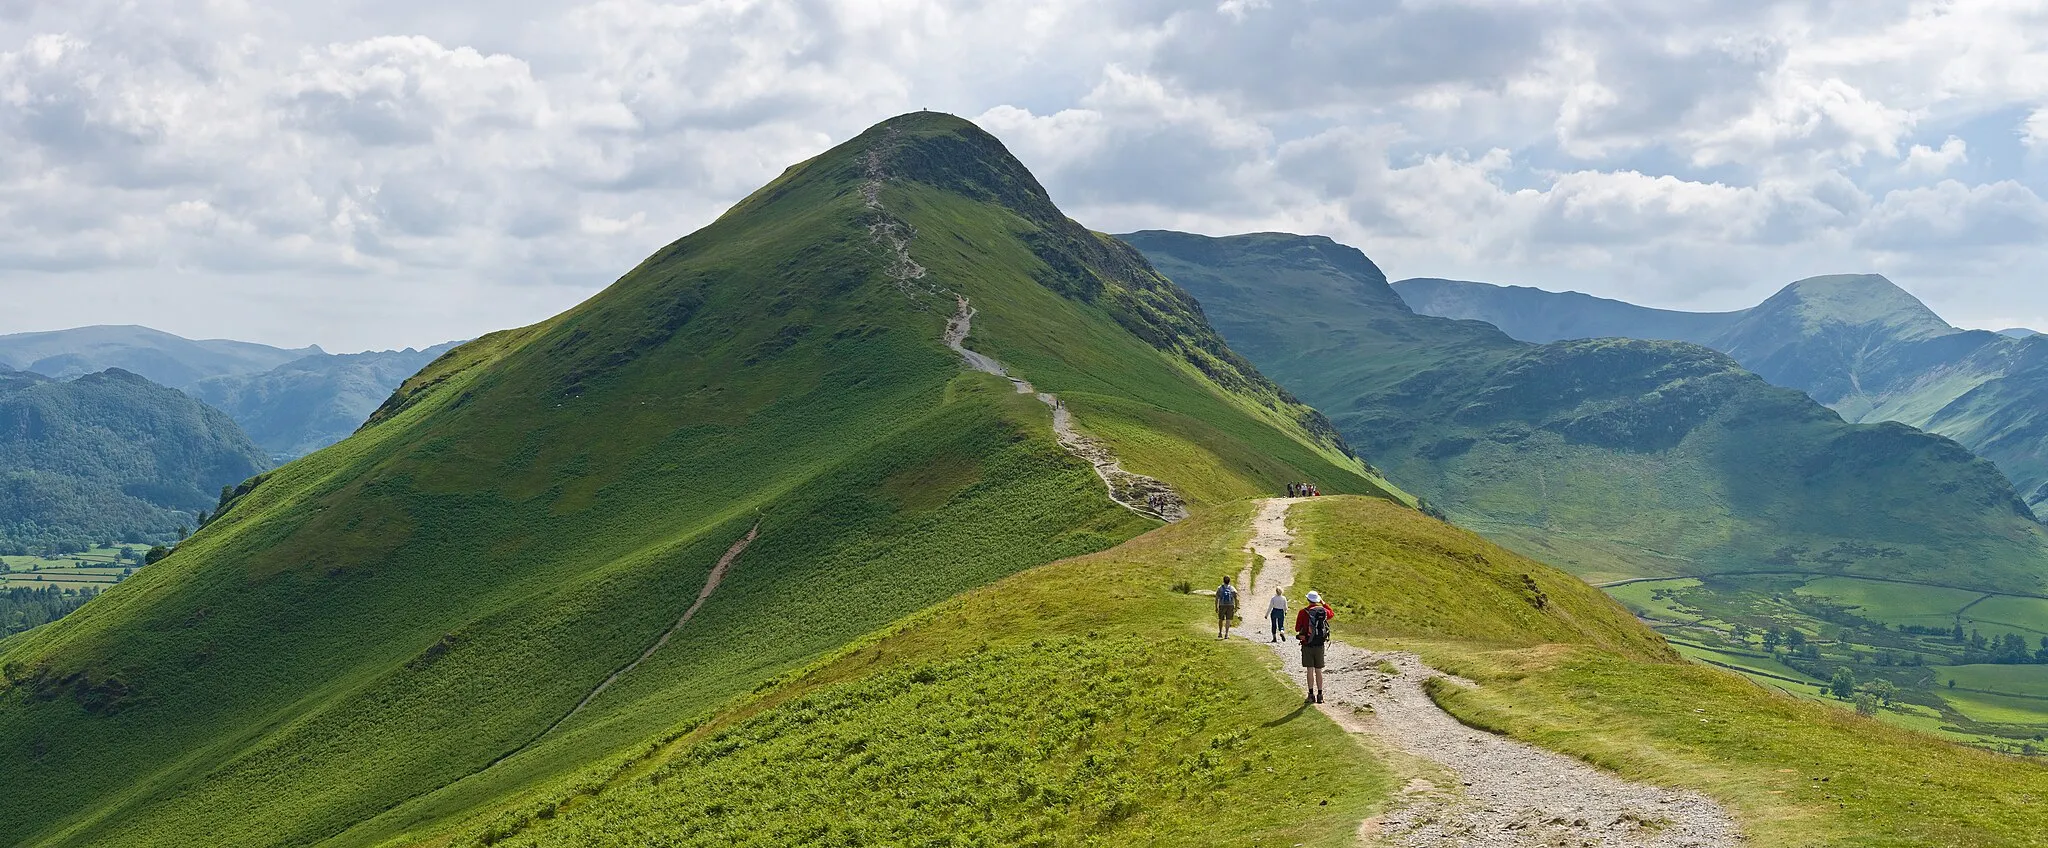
1306,605,1330,646
1217,584,1237,607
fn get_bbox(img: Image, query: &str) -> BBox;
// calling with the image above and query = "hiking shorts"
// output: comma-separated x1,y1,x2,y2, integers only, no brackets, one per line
1217,604,1237,621
1300,642,1326,669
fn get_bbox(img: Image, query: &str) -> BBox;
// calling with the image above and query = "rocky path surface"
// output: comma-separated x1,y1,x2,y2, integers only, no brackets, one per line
943,297,1187,521
1236,499,1741,847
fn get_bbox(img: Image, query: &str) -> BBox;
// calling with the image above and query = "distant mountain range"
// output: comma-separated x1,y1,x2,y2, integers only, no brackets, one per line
1396,276,2048,513
0,326,459,461
1126,231,2048,591
0,325,321,387
0,368,271,550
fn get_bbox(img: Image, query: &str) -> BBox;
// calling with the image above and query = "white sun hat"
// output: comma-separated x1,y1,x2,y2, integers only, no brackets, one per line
1306,591,1321,603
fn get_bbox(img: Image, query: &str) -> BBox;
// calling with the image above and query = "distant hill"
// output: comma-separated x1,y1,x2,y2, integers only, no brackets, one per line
186,344,461,460
0,113,1398,848
1125,230,2048,591
0,369,270,551
2000,328,2041,339
0,326,319,387
1394,275,2048,513
0,326,460,460
1395,278,1745,345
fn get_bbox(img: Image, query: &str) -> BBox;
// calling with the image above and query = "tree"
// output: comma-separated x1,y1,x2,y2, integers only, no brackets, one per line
1952,623,1967,642
1854,693,1879,716
1829,667,1858,700
1787,629,1807,648
1732,623,1752,643
1866,678,1898,706
1762,627,1783,651
143,546,170,565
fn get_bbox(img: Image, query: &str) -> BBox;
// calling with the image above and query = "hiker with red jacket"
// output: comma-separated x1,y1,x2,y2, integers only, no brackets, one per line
1296,590,1335,704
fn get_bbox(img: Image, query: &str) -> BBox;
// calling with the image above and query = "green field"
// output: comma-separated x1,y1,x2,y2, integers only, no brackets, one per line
1603,571,2048,751
1,544,150,591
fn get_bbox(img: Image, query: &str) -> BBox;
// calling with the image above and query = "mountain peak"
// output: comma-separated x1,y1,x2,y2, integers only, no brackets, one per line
1765,274,1955,339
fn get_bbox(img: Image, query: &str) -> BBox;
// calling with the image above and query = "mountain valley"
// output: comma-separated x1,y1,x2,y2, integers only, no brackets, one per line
4,114,2046,848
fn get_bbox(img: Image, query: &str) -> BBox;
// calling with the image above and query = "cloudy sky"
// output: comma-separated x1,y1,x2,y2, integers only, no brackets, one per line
5,0,2048,351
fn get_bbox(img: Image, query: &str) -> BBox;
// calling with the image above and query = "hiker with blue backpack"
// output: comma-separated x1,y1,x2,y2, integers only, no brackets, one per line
1216,576,1239,639
1296,590,1335,704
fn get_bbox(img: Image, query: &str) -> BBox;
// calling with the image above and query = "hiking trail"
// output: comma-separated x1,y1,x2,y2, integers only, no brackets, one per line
1235,499,1741,847
863,135,1185,522
536,523,760,740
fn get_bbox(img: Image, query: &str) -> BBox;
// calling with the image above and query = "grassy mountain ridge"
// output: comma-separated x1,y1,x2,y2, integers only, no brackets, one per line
415,496,2048,847
0,368,271,550
1123,230,2048,593
0,113,1395,848
1395,274,2048,515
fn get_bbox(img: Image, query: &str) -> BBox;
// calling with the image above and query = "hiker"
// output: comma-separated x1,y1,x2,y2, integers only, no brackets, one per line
1267,587,1288,642
1216,576,1239,639
1286,482,1297,497
1296,590,1335,703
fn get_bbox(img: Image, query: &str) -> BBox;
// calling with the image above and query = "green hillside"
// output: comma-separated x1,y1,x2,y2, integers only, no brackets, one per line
1121,230,2048,592
406,497,2048,847
0,113,1395,848
1395,273,2048,515
0,368,271,551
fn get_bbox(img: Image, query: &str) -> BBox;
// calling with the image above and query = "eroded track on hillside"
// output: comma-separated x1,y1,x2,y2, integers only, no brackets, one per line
1237,499,1741,847
861,131,1184,522
943,297,1186,521
535,523,760,741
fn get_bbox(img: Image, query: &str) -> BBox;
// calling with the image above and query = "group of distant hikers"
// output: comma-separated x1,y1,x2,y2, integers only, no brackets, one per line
1286,482,1322,497
1212,576,1335,704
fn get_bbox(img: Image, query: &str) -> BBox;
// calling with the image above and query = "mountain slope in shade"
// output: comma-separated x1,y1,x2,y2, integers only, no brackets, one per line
186,343,462,460
1124,229,2048,591
0,369,271,549
0,113,1397,848
0,326,319,387
1395,274,2048,513
1394,278,1745,345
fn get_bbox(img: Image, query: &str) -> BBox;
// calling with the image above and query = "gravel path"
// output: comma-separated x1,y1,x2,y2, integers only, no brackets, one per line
1235,499,1743,847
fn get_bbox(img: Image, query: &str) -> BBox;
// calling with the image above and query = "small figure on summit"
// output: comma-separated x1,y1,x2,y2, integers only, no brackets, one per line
1267,587,1288,643
1215,576,1239,639
1297,590,1335,704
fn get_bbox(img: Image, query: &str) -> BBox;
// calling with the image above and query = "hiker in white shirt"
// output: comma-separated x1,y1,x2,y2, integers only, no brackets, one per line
1267,588,1288,643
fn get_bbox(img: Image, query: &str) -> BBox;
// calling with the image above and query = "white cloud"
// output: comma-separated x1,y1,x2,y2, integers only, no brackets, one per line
1900,135,1968,175
4,0,2048,347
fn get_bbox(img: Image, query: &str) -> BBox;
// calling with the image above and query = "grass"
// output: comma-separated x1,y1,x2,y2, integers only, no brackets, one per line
0,544,149,591
412,503,1393,848
1282,497,2048,847
0,114,1399,848
1603,569,2048,749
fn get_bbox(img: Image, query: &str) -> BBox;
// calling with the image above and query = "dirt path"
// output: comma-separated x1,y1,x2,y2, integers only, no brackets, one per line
1236,499,1742,847
537,523,760,739
866,129,1184,522
943,297,1187,521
